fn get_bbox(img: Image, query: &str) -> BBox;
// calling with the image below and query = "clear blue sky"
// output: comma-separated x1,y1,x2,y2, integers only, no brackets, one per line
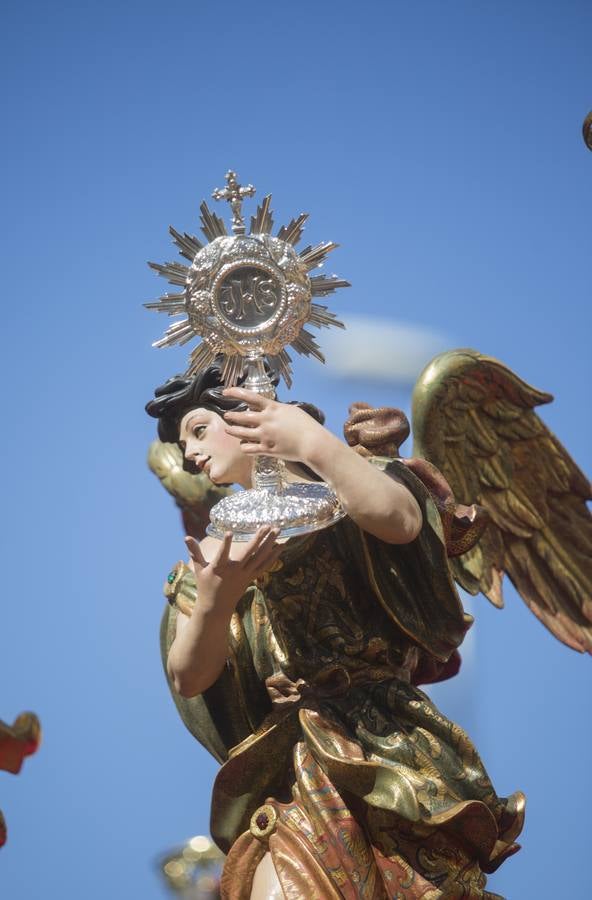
1,1,590,897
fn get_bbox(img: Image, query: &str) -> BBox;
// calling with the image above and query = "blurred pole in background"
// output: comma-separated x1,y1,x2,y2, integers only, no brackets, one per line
157,835,224,899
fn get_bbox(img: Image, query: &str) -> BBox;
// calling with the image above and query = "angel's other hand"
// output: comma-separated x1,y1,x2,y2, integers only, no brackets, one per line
222,387,326,464
184,526,281,609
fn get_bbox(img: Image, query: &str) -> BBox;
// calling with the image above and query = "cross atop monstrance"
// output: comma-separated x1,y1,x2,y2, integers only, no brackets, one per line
212,170,256,235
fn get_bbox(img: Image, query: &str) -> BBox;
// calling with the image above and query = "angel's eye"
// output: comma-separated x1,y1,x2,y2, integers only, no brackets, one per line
193,425,206,438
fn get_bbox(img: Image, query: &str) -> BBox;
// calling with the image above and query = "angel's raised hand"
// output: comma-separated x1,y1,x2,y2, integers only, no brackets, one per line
234,525,283,578
184,534,210,572
184,527,280,609
184,531,233,583
222,387,325,463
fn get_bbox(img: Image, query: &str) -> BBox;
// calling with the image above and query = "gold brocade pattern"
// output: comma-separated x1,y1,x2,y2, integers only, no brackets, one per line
162,463,524,898
221,737,519,899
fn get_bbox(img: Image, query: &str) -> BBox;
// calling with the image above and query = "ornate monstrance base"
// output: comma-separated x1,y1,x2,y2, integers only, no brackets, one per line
206,483,345,541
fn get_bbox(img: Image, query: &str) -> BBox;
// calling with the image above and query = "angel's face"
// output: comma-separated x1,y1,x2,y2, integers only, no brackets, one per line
178,407,252,488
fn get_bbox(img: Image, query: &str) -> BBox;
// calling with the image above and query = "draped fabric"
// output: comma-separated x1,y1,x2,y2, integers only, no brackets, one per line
161,461,524,898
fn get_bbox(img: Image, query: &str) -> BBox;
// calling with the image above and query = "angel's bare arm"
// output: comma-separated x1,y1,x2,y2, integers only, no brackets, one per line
168,527,281,697
305,431,421,543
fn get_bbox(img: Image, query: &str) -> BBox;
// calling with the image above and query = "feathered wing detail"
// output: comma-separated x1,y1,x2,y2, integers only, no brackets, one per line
412,349,592,653
147,441,231,540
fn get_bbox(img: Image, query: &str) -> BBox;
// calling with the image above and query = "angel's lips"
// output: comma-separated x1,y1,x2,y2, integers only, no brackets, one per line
186,457,210,475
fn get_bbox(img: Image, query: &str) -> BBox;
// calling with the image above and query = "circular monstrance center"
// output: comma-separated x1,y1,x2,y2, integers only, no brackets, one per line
215,265,283,330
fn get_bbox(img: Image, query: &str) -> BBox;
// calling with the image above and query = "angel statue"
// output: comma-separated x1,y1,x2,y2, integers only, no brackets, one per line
145,346,591,900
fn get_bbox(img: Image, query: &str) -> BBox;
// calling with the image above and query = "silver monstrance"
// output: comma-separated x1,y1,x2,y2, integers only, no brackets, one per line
146,171,350,540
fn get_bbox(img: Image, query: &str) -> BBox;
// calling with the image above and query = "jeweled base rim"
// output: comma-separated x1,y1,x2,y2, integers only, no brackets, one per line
206,483,346,542
206,507,346,541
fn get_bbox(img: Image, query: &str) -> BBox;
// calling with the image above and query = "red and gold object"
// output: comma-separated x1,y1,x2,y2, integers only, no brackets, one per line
0,712,41,847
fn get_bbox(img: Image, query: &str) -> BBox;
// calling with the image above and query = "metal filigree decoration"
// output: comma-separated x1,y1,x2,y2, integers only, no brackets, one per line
145,170,349,388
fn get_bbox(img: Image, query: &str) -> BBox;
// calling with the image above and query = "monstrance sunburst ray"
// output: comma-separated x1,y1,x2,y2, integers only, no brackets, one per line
199,201,227,242
250,195,274,235
309,303,346,329
153,319,194,349
144,292,186,315
276,213,308,246
310,275,351,297
221,354,246,387
168,225,203,261
148,261,190,286
187,342,217,376
299,241,339,271
268,349,294,389
290,328,325,363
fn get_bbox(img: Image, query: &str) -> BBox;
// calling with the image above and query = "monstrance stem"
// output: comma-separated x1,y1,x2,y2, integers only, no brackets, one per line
242,353,287,493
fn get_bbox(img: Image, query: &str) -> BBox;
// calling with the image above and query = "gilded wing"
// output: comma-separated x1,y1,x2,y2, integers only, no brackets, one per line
412,349,592,653
147,440,231,539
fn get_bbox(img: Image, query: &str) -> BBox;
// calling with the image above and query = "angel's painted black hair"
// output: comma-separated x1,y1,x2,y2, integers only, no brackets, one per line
145,360,325,447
